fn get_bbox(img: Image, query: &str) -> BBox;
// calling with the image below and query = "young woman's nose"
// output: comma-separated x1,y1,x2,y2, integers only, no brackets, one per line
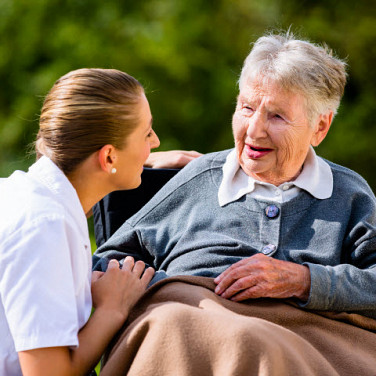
151,130,160,149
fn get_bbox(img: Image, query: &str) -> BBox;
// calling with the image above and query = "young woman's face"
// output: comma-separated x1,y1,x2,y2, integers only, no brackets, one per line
114,93,160,190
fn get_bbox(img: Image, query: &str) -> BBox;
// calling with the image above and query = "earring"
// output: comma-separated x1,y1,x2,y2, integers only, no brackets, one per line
111,167,117,174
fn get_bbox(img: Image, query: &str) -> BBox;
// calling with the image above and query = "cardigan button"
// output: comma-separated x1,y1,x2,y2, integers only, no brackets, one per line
261,244,276,255
265,204,280,218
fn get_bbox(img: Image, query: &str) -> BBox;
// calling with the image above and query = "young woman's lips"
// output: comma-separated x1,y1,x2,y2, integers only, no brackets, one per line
245,144,273,159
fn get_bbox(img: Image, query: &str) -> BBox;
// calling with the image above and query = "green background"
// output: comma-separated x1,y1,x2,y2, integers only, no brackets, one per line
1,0,376,188
1,2,375,373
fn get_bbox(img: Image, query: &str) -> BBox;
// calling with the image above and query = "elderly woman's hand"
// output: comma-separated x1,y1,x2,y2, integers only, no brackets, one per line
214,253,311,302
144,150,202,169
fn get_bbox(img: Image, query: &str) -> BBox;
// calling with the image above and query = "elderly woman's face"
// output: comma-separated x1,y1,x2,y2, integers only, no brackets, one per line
232,80,325,186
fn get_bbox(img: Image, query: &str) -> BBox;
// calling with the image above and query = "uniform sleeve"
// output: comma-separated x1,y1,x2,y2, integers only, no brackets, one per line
0,216,81,351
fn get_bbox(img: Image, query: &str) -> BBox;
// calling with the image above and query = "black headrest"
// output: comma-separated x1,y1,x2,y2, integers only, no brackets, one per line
92,167,179,247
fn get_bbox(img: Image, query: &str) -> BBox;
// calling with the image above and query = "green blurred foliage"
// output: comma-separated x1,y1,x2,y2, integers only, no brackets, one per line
1,0,375,187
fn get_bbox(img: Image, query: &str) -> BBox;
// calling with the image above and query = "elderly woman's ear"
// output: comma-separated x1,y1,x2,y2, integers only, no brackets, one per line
310,111,333,147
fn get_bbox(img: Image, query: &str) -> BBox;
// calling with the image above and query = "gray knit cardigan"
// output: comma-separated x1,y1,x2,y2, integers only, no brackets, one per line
94,149,376,319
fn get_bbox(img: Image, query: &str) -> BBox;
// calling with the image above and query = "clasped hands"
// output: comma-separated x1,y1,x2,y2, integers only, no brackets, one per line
214,253,311,302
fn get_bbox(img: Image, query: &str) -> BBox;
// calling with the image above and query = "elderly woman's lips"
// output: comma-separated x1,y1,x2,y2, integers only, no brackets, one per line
245,144,273,159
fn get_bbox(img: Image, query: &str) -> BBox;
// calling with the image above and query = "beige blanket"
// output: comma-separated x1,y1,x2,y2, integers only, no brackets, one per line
99,276,376,376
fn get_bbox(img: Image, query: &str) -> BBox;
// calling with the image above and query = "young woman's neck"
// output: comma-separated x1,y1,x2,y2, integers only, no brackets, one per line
67,156,112,217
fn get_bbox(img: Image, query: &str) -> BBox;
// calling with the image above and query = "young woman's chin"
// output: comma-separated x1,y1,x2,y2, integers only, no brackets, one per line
125,175,142,190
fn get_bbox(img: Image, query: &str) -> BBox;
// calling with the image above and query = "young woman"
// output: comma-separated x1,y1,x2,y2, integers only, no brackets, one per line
0,68,200,376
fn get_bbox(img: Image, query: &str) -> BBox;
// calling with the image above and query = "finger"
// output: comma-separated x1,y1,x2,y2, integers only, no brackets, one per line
220,275,256,299
132,260,146,276
172,156,195,168
214,253,267,283
186,156,201,162
122,256,135,270
214,268,233,284
172,150,202,157
181,150,203,157
215,264,254,295
214,258,252,284
178,157,196,166
189,151,203,157
107,259,120,270
230,286,262,301
140,267,155,286
91,271,104,282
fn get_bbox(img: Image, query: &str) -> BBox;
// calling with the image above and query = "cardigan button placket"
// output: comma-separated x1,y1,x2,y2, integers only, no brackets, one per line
261,244,277,256
259,203,281,258
265,204,280,218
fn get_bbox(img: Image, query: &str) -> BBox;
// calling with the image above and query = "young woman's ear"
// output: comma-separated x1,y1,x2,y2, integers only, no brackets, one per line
98,145,117,173
311,111,333,147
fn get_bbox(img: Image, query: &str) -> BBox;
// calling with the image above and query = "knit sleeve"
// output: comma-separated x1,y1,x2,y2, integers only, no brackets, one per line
300,180,376,319
93,220,168,282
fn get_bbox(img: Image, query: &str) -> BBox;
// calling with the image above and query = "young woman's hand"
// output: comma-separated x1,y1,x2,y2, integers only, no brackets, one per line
144,150,202,169
91,257,154,320
19,258,154,376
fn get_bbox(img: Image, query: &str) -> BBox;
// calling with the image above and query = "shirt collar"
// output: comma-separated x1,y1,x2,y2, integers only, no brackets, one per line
218,147,333,206
28,156,89,239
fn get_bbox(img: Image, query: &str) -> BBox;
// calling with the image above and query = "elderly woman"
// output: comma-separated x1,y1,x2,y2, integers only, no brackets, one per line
93,33,376,375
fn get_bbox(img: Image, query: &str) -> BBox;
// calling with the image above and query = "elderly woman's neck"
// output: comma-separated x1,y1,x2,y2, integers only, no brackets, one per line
250,165,304,187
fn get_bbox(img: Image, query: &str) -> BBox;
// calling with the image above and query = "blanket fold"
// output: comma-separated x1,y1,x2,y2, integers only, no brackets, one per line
100,276,376,376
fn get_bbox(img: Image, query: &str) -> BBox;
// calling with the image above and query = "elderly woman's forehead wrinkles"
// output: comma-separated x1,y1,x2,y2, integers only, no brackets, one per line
268,102,290,117
239,90,259,104
267,90,303,124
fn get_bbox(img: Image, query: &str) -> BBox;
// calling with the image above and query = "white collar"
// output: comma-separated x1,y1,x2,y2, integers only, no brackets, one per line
28,156,88,239
218,147,333,207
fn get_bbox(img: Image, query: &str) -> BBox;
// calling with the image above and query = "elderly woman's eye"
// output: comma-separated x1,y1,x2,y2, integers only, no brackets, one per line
273,114,285,121
241,104,254,114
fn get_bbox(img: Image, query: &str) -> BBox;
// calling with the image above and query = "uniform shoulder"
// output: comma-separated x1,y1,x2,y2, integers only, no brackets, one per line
0,172,65,240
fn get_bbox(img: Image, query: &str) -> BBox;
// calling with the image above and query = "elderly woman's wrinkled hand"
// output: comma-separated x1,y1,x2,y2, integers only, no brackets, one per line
214,253,311,302
144,150,202,169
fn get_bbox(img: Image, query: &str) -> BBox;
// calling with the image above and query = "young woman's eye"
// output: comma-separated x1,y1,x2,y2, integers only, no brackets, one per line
147,130,153,138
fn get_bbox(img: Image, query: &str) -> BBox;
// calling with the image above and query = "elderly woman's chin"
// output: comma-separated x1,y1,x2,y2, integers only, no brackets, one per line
238,150,287,186
238,150,265,178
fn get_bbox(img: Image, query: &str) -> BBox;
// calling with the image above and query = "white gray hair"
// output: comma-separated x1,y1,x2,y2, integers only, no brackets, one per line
239,32,347,121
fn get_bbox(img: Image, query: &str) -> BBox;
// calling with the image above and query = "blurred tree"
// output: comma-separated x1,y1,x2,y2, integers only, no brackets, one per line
0,0,375,188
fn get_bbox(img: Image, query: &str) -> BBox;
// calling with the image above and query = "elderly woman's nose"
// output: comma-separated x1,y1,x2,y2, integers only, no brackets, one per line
246,114,267,138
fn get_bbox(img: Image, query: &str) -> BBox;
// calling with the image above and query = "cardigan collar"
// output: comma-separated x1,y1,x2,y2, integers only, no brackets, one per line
218,146,333,207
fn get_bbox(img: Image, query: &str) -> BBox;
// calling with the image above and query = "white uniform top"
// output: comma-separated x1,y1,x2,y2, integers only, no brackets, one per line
0,156,92,376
